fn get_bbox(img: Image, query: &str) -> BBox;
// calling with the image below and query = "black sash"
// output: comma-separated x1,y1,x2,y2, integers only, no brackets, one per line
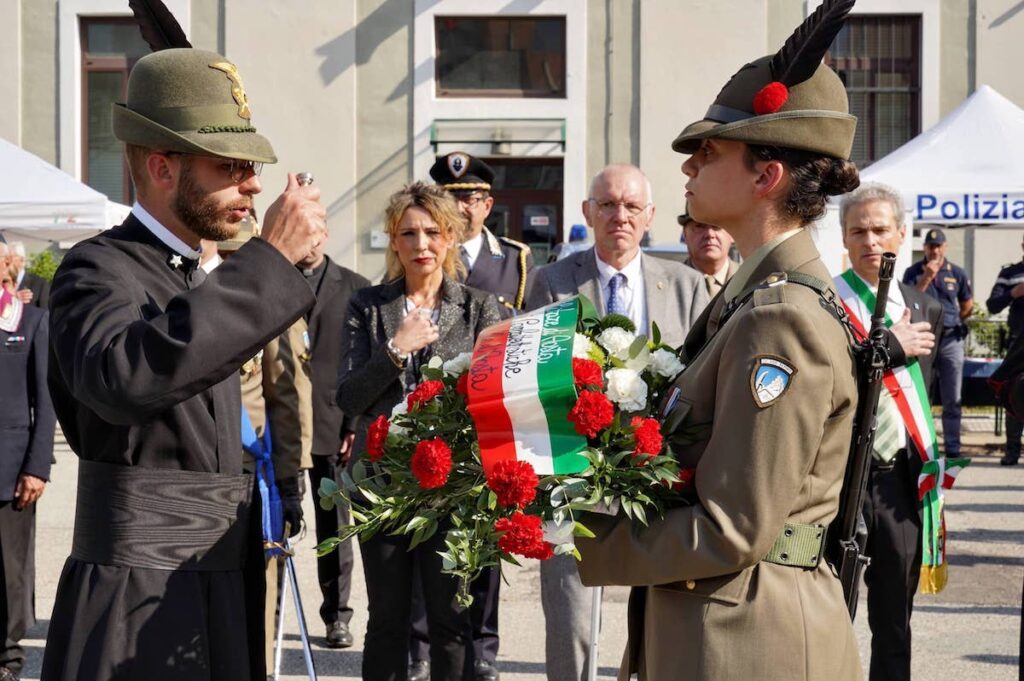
71,460,253,571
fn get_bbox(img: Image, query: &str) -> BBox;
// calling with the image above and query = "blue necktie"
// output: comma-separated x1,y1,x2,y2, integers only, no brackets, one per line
608,273,625,315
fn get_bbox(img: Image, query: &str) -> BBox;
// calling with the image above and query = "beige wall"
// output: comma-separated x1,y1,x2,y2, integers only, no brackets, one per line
940,0,971,117
0,2,20,145
19,0,58,165
638,0,769,245
190,0,221,53
977,0,1024,108
223,0,361,273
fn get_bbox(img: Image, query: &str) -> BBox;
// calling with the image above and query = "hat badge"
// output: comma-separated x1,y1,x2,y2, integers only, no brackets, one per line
209,61,251,120
928,230,937,240
448,153,469,179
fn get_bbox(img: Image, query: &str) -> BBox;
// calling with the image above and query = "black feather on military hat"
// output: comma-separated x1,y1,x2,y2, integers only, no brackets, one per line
114,0,276,163
429,152,495,192
924,228,946,245
673,0,857,160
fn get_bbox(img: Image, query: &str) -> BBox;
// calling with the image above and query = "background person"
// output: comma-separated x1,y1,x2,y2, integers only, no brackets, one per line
0,246,53,681
902,228,973,458
678,209,738,297
8,243,48,309
576,2,865,677
335,182,501,681
526,163,708,681
838,183,942,681
986,236,1024,465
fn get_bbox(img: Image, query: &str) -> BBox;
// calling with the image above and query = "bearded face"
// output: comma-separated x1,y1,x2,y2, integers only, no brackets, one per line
172,157,253,242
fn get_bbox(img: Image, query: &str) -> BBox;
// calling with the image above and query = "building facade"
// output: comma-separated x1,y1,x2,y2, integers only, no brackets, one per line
0,0,1020,285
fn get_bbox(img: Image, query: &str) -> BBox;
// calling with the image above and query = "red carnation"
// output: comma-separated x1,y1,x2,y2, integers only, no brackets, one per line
366,415,389,462
670,467,696,492
486,460,539,508
494,512,554,560
572,358,604,390
456,372,469,398
630,416,664,466
410,438,453,489
567,390,615,439
753,81,789,115
408,379,445,411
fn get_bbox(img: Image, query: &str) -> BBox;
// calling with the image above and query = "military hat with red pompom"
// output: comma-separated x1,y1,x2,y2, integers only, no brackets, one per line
673,0,858,160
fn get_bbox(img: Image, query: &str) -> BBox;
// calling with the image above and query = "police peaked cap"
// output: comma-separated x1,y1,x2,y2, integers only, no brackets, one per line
924,228,946,245
430,152,495,192
673,0,858,160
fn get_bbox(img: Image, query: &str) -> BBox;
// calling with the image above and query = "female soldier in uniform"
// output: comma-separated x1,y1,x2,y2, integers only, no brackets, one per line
576,1,865,679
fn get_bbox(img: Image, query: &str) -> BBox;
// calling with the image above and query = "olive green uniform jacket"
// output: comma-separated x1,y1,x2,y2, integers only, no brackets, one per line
577,229,863,681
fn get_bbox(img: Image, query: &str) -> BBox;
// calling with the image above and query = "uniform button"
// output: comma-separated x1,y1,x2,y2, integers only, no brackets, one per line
685,580,696,590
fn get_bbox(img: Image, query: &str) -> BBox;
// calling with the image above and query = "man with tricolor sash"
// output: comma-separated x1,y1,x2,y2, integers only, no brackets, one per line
837,183,969,681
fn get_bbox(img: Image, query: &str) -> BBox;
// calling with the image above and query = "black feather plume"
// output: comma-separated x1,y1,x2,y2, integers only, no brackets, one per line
769,0,855,86
128,0,191,51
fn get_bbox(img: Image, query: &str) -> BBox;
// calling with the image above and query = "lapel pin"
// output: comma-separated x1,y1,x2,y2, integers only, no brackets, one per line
169,254,183,268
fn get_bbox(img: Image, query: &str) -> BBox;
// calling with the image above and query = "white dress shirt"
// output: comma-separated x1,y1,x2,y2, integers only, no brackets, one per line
594,249,648,334
132,202,203,260
461,232,484,271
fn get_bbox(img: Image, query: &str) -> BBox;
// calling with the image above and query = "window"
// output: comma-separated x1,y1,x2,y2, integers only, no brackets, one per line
81,18,151,203
484,158,564,262
826,15,921,167
435,17,566,98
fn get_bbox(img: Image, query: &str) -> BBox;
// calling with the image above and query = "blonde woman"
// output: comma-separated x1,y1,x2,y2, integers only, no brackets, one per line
336,181,500,681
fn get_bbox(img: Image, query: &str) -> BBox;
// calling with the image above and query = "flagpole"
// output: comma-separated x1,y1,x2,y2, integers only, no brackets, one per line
273,559,289,681
587,586,602,681
285,537,319,680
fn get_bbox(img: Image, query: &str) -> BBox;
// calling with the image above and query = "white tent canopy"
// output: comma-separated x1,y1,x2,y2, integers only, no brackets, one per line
0,136,128,243
860,85,1024,225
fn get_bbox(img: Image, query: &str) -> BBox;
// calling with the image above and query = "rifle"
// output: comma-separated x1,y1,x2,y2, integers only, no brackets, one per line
826,252,896,619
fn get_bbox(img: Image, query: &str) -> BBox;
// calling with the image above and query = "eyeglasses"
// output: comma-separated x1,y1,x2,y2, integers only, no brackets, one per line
588,199,652,217
453,193,489,208
161,152,263,183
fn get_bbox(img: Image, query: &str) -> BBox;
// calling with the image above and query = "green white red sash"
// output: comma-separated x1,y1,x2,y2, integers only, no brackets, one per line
836,269,970,593
467,297,588,476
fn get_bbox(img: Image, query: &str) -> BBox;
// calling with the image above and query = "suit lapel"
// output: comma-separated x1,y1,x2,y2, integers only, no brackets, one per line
308,259,342,339
436,277,467,348
575,250,604,314
378,279,407,341
642,256,670,338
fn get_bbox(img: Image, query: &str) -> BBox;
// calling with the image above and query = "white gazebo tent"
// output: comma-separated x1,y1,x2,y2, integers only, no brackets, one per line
0,136,129,248
859,84,1024,225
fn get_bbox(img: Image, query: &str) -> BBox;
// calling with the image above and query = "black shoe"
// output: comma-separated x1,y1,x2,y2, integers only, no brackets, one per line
0,668,19,681
409,660,430,681
474,660,499,681
1001,455,1019,466
325,621,353,649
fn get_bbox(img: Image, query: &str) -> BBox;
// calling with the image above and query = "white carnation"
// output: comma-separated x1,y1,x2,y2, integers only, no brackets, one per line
596,327,636,360
624,345,651,372
443,351,473,377
650,348,685,378
604,368,648,412
389,401,409,435
573,333,596,359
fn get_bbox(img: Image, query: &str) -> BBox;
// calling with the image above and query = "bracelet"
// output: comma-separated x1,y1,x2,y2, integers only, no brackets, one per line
386,339,409,367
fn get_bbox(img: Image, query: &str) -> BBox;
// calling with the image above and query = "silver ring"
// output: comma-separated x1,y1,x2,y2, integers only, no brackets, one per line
297,172,314,186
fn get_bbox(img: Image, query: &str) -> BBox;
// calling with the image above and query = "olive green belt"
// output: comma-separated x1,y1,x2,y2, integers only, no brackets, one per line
763,522,827,569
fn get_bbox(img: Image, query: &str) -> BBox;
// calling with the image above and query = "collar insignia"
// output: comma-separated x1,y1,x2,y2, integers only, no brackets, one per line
169,254,184,268
210,62,252,120
448,153,469,179
751,355,796,408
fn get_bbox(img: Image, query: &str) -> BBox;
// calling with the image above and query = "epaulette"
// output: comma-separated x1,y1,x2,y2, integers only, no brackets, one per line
498,235,531,255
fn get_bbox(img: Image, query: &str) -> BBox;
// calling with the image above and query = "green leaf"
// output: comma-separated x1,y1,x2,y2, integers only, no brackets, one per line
441,553,457,571
315,536,341,557
319,476,339,497
360,486,381,505
628,335,648,359
573,522,596,539
319,495,336,511
651,321,662,346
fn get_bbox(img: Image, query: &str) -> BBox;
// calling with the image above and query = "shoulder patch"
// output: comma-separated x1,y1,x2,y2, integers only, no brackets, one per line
750,355,797,408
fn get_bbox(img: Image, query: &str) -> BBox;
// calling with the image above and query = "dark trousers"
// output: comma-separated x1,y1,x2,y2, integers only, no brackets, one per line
308,453,354,626
1007,413,1023,461
862,453,922,681
360,528,472,681
0,502,34,673
410,566,500,663
936,335,965,454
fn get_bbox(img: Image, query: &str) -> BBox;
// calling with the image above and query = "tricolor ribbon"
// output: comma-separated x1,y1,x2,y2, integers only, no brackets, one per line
836,269,970,593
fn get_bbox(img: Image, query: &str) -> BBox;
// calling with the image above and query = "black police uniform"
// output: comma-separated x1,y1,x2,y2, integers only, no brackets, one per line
987,258,1024,462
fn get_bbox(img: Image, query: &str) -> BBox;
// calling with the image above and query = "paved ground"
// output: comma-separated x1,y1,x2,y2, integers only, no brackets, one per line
21,420,1024,680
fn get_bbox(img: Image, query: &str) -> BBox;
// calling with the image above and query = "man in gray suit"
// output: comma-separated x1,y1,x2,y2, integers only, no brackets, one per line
525,163,708,681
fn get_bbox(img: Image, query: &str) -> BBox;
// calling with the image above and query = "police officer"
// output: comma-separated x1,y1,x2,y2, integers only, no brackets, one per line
430,152,534,319
903,228,974,458
987,235,1024,465
576,1,865,678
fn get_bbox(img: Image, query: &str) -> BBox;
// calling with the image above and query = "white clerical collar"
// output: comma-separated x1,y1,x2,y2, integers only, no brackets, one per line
850,268,905,308
594,248,643,288
132,203,203,260
201,253,224,273
462,232,484,267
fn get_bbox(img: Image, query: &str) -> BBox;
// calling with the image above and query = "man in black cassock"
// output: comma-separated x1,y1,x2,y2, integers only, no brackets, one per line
39,48,326,681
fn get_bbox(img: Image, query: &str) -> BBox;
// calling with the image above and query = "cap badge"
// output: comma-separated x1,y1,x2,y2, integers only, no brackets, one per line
448,153,469,179
928,230,937,240
209,62,252,120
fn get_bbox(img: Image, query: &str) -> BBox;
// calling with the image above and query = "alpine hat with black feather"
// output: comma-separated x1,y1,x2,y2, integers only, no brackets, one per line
673,0,857,160
112,0,276,163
